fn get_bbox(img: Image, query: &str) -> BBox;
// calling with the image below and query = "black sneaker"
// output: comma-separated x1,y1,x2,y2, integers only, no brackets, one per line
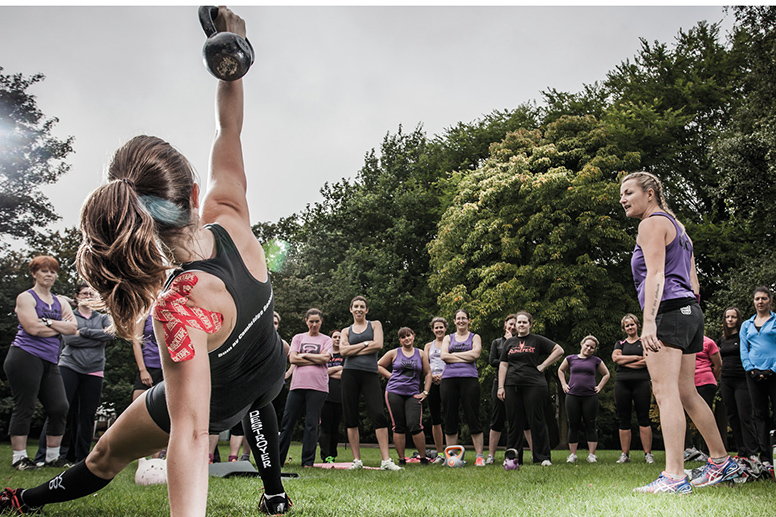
420,457,429,465
44,458,73,469
398,458,407,466
0,488,42,514
11,458,39,471
259,493,292,515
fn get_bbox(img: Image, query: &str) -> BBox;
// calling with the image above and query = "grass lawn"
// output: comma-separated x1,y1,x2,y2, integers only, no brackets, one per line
1,444,774,516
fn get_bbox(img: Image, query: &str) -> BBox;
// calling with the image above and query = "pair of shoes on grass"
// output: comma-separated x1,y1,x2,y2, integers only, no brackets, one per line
635,456,741,494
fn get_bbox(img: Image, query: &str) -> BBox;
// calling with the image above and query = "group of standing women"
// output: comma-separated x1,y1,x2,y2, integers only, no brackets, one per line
5,257,112,471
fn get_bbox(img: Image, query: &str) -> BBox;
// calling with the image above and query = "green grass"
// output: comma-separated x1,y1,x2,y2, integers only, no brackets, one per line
1,444,774,516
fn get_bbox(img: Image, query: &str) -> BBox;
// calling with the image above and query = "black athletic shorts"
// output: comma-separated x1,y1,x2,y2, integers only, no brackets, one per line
656,301,704,355
144,380,250,435
133,367,164,391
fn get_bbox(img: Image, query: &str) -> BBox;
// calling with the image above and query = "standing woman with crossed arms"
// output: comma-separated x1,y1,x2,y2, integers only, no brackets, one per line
440,309,486,466
0,8,291,515
339,296,402,471
621,171,739,493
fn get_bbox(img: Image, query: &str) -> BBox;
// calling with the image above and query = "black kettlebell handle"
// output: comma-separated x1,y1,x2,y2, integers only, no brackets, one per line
198,6,220,38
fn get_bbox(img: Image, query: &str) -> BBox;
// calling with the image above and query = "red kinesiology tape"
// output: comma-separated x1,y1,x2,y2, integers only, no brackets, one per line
151,272,223,362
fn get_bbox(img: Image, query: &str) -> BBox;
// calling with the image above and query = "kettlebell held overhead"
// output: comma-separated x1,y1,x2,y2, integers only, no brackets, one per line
198,5,255,81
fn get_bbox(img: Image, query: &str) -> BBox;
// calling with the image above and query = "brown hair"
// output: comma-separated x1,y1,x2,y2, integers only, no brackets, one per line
305,308,323,320
722,307,743,340
350,295,368,308
29,255,59,275
515,311,534,326
429,316,448,330
398,327,415,339
76,135,197,339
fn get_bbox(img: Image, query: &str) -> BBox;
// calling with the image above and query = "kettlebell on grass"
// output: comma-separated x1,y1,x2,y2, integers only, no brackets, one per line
198,6,254,81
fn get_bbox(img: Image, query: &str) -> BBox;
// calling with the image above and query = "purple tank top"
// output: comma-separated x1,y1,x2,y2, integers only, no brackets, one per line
12,289,63,364
441,332,478,379
142,315,162,369
631,211,694,309
566,355,602,396
386,348,423,396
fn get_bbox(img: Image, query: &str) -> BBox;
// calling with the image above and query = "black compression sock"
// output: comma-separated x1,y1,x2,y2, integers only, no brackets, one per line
243,403,284,495
21,459,113,507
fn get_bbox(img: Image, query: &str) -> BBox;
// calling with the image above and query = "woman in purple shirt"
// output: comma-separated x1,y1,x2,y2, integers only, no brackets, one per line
3,255,76,470
378,327,431,465
440,309,485,466
621,171,739,493
557,336,610,463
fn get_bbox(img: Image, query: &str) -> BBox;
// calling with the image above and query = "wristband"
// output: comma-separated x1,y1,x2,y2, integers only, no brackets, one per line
42,318,52,327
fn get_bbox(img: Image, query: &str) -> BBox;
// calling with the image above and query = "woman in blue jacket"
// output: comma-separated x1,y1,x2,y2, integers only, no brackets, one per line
740,286,776,463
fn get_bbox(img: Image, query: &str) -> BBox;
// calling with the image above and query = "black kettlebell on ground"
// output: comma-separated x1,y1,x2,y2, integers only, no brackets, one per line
198,6,254,81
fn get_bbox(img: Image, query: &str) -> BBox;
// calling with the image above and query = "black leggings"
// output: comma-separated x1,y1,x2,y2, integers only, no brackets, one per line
440,376,482,436
341,369,387,429
565,394,599,443
615,379,652,429
3,346,69,436
385,391,424,435
746,374,776,461
490,382,506,432
504,384,551,463
318,400,343,461
427,383,443,426
21,400,285,509
720,376,758,457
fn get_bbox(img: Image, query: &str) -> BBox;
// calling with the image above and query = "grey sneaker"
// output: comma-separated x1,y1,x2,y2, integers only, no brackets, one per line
380,459,403,471
616,453,631,464
586,454,597,463
485,454,494,465
645,452,655,464
432,455,444,464
348,459,363,470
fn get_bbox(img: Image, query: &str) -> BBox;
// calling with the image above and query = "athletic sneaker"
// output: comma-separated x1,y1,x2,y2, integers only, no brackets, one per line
348,459,363,470
586,454,597,463
432,455,444,464
420,457,429,465
239,453,251,462
541,460,552,466
258,493,292,515
485,454,494,465
503,448,519,471
398,458,407,466
645,452,655,464
44,458,73,469
690,456,742,487
475,456,485,467
11,458,38,471
566,453,578,463
683,447,703,462
634,472,692,494
228,455,239,462
380,459,403,471
0,488,42,514
616,453,631,464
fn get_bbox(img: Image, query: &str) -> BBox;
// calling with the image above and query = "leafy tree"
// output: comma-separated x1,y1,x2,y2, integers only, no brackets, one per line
428,115,643,446
0,67,74,244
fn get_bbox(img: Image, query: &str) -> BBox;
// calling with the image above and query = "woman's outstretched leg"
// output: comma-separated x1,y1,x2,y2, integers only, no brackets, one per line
243,402,289,514
11,393,168,510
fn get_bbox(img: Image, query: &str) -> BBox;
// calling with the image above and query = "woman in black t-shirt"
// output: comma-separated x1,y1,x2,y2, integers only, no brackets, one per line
611,313,654,464
497,311,563,466
717,307,758,459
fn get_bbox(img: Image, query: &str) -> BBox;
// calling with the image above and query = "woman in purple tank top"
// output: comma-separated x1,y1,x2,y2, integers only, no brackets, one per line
440,309,486,465
621,172,739,493
378,327,432,465
3,255,76,470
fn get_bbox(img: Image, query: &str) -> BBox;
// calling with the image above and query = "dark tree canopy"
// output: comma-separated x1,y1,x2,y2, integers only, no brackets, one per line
0,67,74,243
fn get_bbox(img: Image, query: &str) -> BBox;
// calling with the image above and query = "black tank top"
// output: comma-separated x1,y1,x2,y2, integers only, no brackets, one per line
163,223,285,423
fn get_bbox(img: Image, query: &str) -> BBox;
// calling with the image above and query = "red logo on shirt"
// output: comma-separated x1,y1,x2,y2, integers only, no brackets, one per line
508,340,535,354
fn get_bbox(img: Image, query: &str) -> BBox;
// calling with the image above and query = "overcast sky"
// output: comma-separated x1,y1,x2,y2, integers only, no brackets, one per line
0,5,734,236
